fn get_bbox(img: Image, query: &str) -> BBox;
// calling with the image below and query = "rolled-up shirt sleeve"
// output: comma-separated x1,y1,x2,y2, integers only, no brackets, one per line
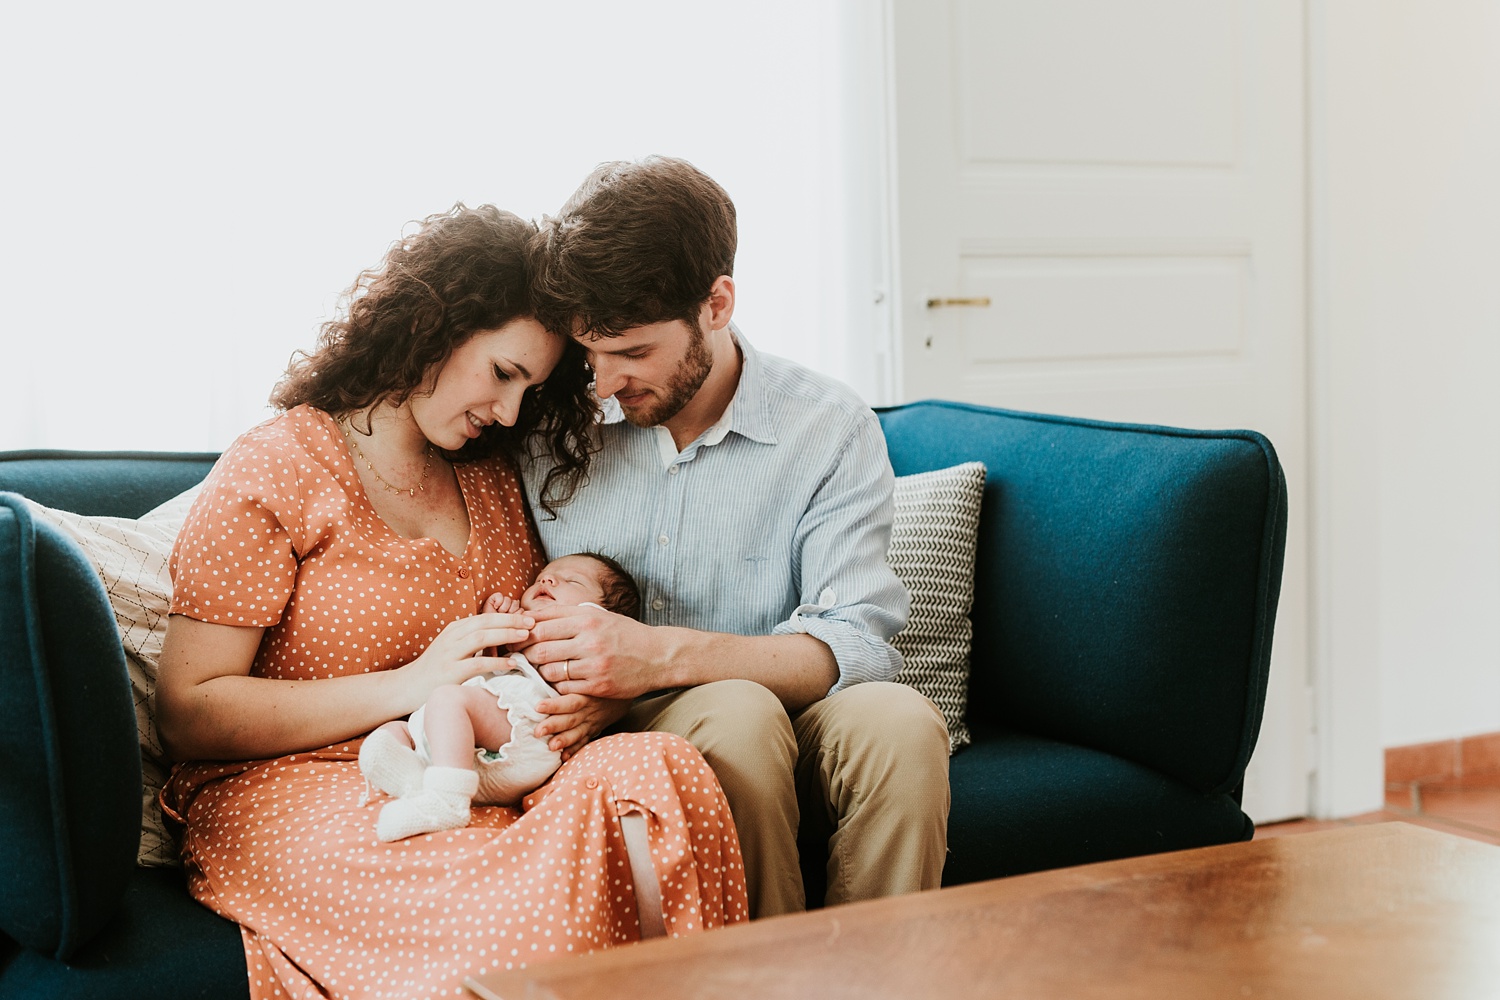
771,411,909,695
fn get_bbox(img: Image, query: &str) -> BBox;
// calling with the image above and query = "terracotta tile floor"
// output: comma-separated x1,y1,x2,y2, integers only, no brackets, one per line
1255,769,1500,846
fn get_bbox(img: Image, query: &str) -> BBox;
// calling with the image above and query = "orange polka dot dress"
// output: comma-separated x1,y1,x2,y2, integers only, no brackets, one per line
159,406,748,999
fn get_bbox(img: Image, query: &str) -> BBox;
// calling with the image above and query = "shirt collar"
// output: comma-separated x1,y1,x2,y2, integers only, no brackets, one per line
723,326,778,446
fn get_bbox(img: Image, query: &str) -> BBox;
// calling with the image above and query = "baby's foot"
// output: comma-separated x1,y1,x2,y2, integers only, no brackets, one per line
359,728,427,799
376,767,479,842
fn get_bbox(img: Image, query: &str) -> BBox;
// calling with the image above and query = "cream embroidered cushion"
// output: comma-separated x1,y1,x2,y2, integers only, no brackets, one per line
889,462,987,752
25,485,202,868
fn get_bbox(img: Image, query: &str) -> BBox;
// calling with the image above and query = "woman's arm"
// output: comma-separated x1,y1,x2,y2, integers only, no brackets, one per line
155,612,537,762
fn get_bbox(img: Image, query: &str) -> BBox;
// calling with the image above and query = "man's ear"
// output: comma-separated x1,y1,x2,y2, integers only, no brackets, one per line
705,275,736,332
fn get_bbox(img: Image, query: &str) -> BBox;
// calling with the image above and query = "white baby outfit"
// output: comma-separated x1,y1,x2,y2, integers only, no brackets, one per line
406,652,561,806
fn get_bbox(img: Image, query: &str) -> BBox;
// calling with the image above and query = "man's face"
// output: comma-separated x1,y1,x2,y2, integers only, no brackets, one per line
576,312,713,428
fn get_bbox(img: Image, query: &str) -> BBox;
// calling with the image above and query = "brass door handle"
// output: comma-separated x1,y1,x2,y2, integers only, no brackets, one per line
925,296,992,308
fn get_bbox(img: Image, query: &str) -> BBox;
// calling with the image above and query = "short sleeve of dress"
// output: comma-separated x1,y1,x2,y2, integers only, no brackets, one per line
170,420,307,628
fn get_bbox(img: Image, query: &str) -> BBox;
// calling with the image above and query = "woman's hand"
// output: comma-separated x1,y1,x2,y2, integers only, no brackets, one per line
533,693,632,761
480,593,523,656
157,610,539,762
395,610,536,705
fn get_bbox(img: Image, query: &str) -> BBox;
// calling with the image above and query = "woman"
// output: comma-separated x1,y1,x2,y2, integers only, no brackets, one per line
156,205,747,999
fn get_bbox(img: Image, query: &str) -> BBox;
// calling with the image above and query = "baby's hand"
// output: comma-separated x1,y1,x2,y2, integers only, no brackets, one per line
479,593,524,657
484,593,522,616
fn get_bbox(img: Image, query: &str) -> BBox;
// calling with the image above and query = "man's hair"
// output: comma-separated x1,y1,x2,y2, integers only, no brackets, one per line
531,156,736,339
576,552,642,621
270,204,596,515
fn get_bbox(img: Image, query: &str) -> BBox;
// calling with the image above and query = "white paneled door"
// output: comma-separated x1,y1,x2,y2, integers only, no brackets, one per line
887,0,1310,822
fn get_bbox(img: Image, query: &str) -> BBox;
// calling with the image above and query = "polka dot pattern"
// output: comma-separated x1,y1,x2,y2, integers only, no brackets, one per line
159,406,748,998
169,406,545,677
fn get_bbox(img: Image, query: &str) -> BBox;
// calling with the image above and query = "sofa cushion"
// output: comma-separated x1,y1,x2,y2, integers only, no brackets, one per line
0,866,247,999
0,499,141,960
878,401,1285,797
21,485,203,868
944,725,1253,886
889,462,986,751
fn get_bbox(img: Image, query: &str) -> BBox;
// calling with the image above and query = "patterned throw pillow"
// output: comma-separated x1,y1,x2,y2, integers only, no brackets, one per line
26,485,202,867
889,462,987,752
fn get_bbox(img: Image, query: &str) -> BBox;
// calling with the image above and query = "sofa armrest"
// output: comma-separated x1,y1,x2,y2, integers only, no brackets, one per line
0,497,142,960
877,400,1287,797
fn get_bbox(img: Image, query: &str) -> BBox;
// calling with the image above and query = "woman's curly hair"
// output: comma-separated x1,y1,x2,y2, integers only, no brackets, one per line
270,204,596,515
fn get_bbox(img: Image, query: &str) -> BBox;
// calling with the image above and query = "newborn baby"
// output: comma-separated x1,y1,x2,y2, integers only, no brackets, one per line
359,552,640,842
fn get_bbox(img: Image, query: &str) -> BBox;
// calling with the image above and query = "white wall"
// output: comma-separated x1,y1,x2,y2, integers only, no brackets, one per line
5,1,1496,770
0,2,868,453
1366,2,1500,747
1318,0,1500,761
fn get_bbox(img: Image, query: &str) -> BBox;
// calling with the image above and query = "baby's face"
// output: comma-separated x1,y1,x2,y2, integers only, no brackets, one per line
520,556,608,610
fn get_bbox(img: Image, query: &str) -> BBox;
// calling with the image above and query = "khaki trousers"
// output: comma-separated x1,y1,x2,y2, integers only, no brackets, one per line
617,680,950,918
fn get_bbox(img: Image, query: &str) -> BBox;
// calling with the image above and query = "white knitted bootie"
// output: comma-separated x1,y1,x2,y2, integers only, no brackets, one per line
359,727,427,800
376,766,479,843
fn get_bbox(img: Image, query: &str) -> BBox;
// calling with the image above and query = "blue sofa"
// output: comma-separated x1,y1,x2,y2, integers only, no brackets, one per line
0,399,1286,998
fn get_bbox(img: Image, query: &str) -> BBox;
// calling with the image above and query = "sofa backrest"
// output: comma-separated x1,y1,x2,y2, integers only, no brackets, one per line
877,400,1287,797
0,451,220,520
1,410,1288,800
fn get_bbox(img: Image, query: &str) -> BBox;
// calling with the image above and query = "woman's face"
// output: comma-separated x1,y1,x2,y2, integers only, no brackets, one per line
410,317,565,451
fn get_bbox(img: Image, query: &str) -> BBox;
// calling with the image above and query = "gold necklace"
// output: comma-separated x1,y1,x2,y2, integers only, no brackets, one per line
341,423,433,497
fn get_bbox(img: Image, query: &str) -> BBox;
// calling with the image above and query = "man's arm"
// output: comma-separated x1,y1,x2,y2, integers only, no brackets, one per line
767,408,909,693
524,607,837,711
525,409,904,711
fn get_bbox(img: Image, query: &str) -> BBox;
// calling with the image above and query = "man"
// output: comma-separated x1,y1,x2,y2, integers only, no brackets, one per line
519,156,950,918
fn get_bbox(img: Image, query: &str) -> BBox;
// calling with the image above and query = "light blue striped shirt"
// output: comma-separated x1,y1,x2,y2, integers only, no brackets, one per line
520,330,909,695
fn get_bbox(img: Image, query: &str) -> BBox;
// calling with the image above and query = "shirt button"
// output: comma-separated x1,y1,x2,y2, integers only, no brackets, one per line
457,568,469,579
651,597,665,611
586,778,599,789
657,534,669,545
668,465,680,475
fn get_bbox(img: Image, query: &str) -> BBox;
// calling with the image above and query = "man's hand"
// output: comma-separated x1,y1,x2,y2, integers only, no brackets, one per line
523,604,672,700
533,693,632,760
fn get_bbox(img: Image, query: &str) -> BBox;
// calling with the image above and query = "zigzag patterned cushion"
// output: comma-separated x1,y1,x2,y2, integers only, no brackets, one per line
889,461,986,751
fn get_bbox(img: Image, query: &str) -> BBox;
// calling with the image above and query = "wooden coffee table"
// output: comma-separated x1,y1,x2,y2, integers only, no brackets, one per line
465,822,1500,999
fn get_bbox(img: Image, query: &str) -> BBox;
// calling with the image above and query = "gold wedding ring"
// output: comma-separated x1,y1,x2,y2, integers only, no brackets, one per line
564,659,572,682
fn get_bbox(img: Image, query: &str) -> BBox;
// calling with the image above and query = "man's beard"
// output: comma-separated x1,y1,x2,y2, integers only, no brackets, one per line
618,321,714,428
